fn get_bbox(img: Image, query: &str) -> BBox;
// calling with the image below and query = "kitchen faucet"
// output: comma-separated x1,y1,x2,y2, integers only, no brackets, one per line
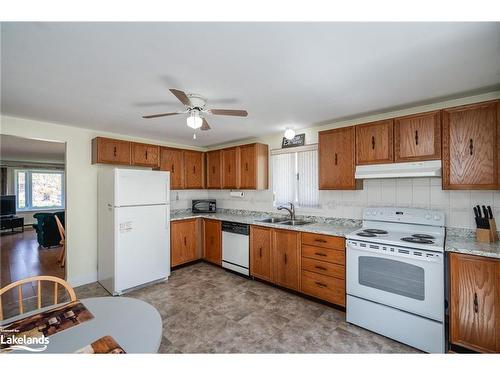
277,202,296,221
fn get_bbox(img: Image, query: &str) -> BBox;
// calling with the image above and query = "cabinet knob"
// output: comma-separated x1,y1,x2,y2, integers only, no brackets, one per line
469,139,474,156
193,166,196,174
371,136,375,150
245,163,248,171
473,292,478,313
145,150,148,159
113,146,117,157
334,153,338,165
415,130,419,145
284,253,287,264
171,164,175,173
259,247,262,258
184,237,187,246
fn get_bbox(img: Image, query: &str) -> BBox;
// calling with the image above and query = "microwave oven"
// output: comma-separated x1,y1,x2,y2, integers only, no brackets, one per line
192,199,216,213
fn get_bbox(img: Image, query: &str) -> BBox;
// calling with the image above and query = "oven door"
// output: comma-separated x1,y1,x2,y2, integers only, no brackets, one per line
346,240,444,322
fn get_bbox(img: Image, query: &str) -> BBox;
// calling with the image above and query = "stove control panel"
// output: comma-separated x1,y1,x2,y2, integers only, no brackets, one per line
363,207,444,227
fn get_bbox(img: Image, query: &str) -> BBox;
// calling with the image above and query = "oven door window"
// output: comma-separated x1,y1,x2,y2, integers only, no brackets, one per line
358,256,425,301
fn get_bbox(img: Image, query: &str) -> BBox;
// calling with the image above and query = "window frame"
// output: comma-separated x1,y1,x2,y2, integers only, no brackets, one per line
14,169,65,211
271,144,319,209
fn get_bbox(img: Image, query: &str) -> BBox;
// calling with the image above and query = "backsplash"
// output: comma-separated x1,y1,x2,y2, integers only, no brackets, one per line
204,178,500,230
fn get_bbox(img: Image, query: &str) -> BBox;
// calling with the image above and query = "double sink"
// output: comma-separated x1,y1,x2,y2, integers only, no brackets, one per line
257,217,312,226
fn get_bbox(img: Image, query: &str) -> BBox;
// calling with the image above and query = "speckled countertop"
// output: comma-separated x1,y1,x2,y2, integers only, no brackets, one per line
170,210,360,238
445,229,500,259
171,209,500,259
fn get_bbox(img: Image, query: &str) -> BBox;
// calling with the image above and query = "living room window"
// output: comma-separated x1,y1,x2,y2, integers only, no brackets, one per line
15,169,65,211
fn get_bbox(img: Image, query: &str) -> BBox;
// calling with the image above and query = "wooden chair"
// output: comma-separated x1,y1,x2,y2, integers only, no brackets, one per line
54,215,66,268
0,275,76,321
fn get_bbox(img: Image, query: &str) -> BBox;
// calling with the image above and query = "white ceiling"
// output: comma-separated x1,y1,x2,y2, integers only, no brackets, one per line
1,22,499,147
0,134,65,164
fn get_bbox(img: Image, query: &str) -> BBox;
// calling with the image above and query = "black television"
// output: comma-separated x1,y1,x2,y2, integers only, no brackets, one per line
1,195,16,217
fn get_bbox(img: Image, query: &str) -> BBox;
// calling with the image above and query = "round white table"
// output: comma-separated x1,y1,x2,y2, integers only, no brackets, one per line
3,297,162,354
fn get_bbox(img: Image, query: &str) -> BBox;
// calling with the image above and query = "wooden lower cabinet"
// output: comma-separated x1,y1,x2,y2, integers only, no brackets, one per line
450,253,499,353
170,219,202,267
203,219,221,265
301,270,345,306
250,226,272,282
272,229,301,291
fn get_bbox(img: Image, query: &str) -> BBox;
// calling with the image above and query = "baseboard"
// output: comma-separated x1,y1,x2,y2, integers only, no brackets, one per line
67,272,98,288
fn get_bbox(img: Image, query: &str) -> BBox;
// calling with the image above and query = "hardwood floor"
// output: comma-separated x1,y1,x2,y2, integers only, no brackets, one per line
1,228,65,306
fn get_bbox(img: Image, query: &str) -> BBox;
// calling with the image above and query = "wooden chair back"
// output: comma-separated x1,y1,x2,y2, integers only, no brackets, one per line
54,215,65,243
0,276,76,321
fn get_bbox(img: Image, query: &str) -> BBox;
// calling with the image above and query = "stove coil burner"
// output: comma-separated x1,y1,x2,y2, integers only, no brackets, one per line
363,229,388,235
412,234,435,239
357,232,377,237
401,237,434,244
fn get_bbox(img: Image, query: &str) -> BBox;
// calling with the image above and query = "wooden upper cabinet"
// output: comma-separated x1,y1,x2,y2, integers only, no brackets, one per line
443,100,499,190
450,253,499,353
184,150,205,189
272,229,300,291
356,119,394,165
131,142,160,168
171,219,199,267
206,150,222,189
92,137,131,165
203,219,221,265
239,143,269,190
394,110,441,162
319,126,359,190
250,226,272,282
222,147,239,189
160,147,184,190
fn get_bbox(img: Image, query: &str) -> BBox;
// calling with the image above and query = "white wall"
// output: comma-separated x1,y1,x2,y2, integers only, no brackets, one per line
0,115,205,287
207,90,500,229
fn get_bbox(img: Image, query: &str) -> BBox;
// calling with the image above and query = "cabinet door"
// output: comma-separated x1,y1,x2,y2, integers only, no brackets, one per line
92,137,131,165
222,147,239,189
394,111,441,162
184,151,205,189
443,101,499,189
131,142,160,167
203,219,221,265
450,253,497,352
171,219,197,266
160,147,184,189
239,144,256,189
250,226,272,282
319,126,358,189
272,229,300,291
356,119,394,165
206,150,222,189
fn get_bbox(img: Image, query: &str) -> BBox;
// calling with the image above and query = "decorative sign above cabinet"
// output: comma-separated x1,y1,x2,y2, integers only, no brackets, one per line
282,133,305,148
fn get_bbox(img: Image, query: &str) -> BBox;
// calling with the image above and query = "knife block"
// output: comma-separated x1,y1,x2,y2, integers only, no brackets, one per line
476,218,499,243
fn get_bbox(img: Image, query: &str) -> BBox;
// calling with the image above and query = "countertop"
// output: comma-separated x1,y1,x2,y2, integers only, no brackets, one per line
171,210,500,259
170,211,360,238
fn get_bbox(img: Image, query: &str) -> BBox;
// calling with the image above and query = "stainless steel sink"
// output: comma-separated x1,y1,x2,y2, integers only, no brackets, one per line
280,220,313,226
257,217,289,223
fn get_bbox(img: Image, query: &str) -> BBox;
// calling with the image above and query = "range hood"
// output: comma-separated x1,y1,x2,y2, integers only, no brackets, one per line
355,160,442,179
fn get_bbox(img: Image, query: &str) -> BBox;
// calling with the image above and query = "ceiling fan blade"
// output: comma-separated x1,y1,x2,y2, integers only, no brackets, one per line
169,89,192,107
201,118,211,131
142,112,182,119
210,109,248,117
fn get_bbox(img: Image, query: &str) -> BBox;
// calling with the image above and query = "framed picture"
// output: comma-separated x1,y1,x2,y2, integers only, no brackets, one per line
282,133,305,148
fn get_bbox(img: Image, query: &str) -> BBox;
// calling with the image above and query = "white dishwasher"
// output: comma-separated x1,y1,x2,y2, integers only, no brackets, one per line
221,221,250,276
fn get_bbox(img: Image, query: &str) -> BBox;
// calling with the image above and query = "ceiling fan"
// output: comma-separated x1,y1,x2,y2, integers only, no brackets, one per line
142,89,248,132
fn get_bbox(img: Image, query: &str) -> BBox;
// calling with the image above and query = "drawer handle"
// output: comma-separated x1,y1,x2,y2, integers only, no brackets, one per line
473,292,478,313
315,266,327,271
314,252,327,257
113,146,117,157
314,239,327,243
315,282,327,288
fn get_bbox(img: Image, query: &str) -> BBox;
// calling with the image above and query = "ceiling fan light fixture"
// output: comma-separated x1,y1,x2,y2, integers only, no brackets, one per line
284,128,296,140
187,111,203,129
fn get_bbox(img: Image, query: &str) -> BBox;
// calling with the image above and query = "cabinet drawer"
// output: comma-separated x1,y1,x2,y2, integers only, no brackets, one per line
302,245,345,265
301,257,345,279
301,270,345,306
301,232,345,250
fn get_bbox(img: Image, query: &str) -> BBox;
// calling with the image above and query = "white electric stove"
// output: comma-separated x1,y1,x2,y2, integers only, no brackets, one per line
346,207,446,353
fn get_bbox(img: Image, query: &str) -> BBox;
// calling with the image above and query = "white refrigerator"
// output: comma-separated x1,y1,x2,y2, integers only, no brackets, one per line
97,168,170,295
